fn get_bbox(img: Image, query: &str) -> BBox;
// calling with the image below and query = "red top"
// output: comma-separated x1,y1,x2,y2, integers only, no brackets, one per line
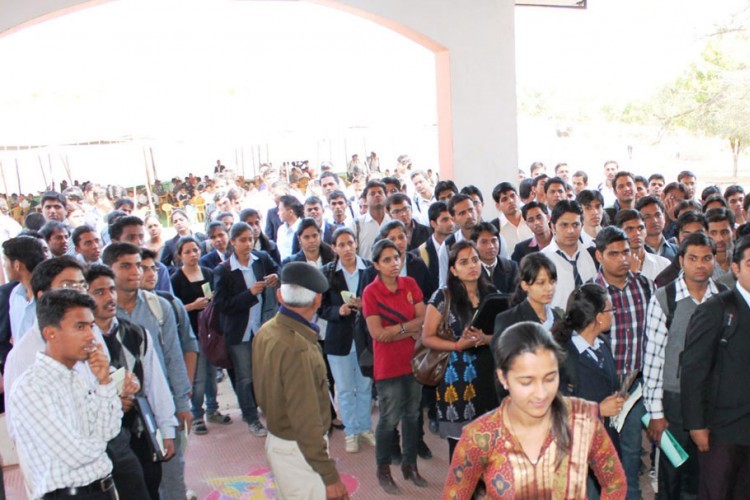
362,275,424,381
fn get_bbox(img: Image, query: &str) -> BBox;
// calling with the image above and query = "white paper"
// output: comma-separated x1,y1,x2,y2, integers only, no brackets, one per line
611,384,642,433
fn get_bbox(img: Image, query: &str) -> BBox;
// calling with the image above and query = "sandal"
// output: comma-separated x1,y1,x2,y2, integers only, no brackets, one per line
193,419,208,435
207,411,233,425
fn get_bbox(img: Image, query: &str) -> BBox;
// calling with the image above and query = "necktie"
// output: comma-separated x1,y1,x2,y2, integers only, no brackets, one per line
556,250,582,287
589,345,605,369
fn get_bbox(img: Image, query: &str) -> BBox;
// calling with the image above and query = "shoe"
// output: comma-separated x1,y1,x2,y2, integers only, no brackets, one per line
429,418,439,435
377,465,401,495
186,489,198,500
359,430,376,447
248,420,268,437
207,410,233,425
418,439,433,460
192,419,208,435
401,463,428,488
345,434,360,453
331,418,345,430
216,370,225,383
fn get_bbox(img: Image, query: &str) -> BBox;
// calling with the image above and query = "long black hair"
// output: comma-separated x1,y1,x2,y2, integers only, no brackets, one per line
550,283,609,345
491,321,570,468
446,240,491,325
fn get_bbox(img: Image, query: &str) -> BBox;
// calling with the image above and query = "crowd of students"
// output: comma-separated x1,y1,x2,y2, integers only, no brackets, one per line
1,156,749,499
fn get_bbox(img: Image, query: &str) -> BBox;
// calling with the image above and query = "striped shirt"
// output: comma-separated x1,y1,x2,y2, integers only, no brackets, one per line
595,271,654,375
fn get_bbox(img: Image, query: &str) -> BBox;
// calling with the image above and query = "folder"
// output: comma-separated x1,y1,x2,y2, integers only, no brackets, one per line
641,414,689,468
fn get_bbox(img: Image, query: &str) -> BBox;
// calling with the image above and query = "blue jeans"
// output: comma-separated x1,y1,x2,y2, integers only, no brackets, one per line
619,381,646,500
191,353,219,420
159,425,186,500
375,374,421,466
227,340,259,424
327,346,372,436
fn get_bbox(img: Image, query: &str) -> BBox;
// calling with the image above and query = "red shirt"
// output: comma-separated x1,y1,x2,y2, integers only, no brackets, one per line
362,275,424,381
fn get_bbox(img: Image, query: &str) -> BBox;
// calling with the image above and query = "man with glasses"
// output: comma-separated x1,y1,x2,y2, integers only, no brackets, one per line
385,193,429,251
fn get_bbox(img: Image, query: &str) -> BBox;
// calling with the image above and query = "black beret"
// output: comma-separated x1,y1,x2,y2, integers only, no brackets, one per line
280,262,329,294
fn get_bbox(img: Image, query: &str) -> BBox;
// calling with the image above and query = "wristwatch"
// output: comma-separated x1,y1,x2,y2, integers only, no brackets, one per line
400,323,407,335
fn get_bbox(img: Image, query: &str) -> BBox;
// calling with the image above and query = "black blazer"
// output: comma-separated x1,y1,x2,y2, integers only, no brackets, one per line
281,243,336,269
161,232,208,272
483,256,520,295
264,207,283,242
511,237,540,264
407,221,431,252
0,281,18,370
291,223,336,255
213,250,279,346
319,260,371,356
199,249,228,270
258,233,281,265
412,237,440,295
493,299,563,340
681,288,750,445
362,252,436,304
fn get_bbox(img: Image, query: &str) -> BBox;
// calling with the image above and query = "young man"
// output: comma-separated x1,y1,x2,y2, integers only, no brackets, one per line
355,180,391,260
103,243,193,500
615,209,670,281
87,264,178,499
415,202,453,293
540,200,597,310
109,215,173,293
593,227,655,500
677,170,697,200
386,193,430,251
491,182,532,250
576,189,605,249
511,201,552,263
8,290,121,500
533,174,548,205
529,161,545,178
661,182,689,239
73,224,103,265
460,185,485,222
40,191,67,222
518,178,536,205
570,170,588,195
0,236,48,346
276,194,303,261
409,170,434,224
327,190,353,229
433,180,458,203
634,175,649,201
635,195,678,260
40,220,71,258
648,174,666,198
681,236,750,498
470,222,519,294
543,176,566,211
554,162,570,183
253,263,349,500
654,212,709,288
598,160,619,207
643,233,721,500
724,184,746,226
605,171,636,221
705,208,735,281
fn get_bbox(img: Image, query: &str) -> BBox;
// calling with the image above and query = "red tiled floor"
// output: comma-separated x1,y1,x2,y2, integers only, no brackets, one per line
1,378,657,498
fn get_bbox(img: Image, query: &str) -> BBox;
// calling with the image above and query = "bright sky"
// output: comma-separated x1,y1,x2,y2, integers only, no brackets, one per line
0,0,746,190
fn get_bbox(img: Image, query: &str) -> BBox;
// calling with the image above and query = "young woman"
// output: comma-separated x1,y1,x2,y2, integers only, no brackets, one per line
421,240,499,460
320,228,373,454
170,237,232,434
444,322,626,499
161,209,207,271
200,221,231,270
362,239,427,494
494,253,562,338
144,213,165,259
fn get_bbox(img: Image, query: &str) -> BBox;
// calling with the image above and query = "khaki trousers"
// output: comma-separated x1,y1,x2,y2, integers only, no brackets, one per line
265,432,327,500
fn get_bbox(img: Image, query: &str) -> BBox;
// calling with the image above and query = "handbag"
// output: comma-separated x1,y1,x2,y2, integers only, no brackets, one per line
411,288,454,386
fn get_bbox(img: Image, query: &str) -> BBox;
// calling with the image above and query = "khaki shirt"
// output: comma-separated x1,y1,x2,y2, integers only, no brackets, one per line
252,311,339,485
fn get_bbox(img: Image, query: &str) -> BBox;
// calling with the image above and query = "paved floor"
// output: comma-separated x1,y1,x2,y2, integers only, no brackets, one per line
2,377,657,498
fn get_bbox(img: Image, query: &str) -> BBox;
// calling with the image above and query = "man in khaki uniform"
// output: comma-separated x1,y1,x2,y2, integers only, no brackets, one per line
252,262,348,500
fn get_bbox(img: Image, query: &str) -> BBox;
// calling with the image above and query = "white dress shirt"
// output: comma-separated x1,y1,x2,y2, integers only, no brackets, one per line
500,217,533,251
355,211,391,260
640,252,671,282
541,239,598,311
9,352,122,499
276,218,301,261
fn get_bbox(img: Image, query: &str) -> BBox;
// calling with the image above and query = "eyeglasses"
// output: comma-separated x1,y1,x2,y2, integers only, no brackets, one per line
601,308,614,314
389,206,411,216
60,282,89,291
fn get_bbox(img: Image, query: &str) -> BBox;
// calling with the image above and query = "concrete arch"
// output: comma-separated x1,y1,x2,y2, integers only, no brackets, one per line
0,0,518,193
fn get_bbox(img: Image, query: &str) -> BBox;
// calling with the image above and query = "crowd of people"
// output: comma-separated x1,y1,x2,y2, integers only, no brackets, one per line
0,155,748,499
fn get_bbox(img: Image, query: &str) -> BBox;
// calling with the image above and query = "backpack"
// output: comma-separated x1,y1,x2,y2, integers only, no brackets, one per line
353,309,373,378
197,300,232,369
657,279,729,330
197,261,233,369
